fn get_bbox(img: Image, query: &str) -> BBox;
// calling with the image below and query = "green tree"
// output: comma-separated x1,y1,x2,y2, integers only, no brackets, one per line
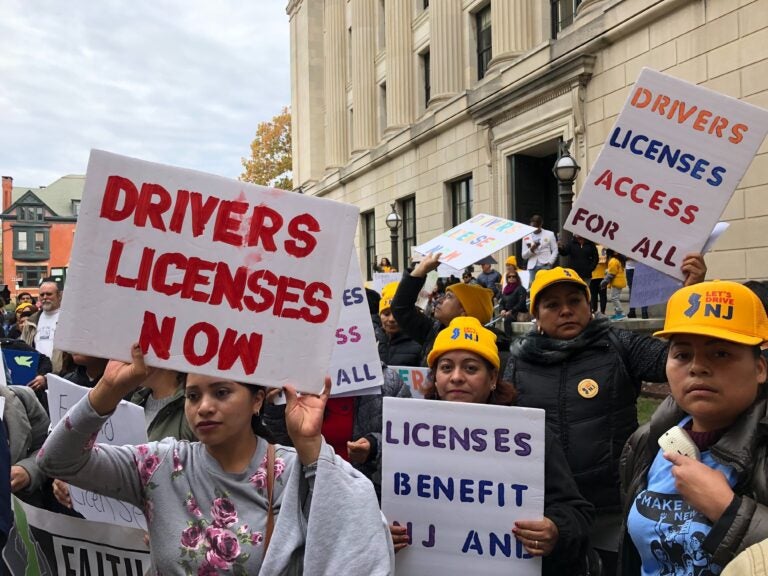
240,106,293,190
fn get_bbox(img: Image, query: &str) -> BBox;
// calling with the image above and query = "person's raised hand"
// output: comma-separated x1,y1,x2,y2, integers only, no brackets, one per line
284,378,331,465
412,253,441,278
89,344,150,416
681,253,707,287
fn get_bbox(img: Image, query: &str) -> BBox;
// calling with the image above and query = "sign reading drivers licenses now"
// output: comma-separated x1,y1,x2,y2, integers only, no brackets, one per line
55,150,359,393
566,68,768,280
382,398,545,576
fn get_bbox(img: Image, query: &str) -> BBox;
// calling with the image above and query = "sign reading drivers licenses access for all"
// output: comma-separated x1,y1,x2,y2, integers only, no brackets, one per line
55,150,359,393
566,68,768,280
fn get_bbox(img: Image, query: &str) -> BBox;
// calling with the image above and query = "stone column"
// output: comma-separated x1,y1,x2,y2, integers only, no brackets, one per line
351,0,377,151
491,0,535,66
324,0,348,167
430,0,463,103
385,0,414,128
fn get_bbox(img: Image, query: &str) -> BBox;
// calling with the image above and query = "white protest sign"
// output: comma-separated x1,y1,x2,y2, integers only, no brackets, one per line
330,254,383,395
382,398,545,576
56,150,359,393
436,263,463,278
413,215,535,271
373,272,402,294
3,497,150,576
566,68,768,280
389,366,430,399
0,352,6,387
46,374,149,531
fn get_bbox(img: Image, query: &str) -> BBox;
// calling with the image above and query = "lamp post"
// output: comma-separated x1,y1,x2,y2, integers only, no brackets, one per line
385,203,402,272
552,141,581,266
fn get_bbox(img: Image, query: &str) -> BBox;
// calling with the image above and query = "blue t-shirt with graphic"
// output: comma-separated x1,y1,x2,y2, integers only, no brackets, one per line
627,416,737,576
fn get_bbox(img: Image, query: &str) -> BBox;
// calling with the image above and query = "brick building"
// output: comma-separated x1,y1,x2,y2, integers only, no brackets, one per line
288,0,768,280
1,175,84,298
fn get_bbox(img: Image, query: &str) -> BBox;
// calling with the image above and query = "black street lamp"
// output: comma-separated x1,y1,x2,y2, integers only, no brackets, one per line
385,203,402,271
552,140,581,263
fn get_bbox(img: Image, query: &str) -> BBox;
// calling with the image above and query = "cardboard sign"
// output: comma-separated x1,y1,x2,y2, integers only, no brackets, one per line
414,215,536,271
2,497,150,576
382,398,545,575
331,254,384,395
566,68,768,280
389,366,430,399
47,374,149,531
55,150,359,393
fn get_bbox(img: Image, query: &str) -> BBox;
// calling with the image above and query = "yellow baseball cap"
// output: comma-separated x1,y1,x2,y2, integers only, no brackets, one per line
379,281,399,313
529,267,590,314
427,317,500,370
654,280,768,345
15,302,35,314
446,283,494,325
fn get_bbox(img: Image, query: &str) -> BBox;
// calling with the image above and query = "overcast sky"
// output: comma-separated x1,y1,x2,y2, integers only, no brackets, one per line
0,1,291,188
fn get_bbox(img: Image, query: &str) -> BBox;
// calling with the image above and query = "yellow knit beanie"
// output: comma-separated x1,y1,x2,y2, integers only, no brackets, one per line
427,316,499,370
446,283,494,325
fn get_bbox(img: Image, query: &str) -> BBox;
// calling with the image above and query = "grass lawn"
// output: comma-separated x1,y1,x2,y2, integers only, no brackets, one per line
637,396,663,425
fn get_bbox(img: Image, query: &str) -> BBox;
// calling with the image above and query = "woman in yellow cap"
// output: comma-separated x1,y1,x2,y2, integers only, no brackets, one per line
377,282,421,367
390,316,596,575
618,280,768,575
504,257,707,575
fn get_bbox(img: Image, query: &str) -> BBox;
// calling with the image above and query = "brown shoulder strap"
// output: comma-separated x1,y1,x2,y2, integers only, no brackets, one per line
263,443,276,559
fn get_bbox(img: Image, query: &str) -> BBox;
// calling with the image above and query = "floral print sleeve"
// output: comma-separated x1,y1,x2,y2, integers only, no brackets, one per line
37,393,173,509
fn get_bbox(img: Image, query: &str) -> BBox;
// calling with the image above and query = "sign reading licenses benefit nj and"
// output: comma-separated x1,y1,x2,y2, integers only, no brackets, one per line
566,68,768,280
382,398,545,576
56,150,359,393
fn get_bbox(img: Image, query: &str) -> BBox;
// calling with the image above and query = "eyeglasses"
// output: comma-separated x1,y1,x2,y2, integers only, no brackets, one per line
507,275,518,280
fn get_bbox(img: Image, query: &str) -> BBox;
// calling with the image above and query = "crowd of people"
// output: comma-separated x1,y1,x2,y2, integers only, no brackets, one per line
0,212,766,575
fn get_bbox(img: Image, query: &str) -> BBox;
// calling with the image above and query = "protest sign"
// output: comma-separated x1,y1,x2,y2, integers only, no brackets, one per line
389,366,430,399
628,221,729,309
331,254,383,394
566,68,768,280
47,374,149,531
382,398,545,575
2,497,150,576
414,215,535,271
55,150,359,393
373,272,402,294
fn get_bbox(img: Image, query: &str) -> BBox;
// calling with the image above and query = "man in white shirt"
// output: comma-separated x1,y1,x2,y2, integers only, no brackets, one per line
521,214,559,284
21,280,62,390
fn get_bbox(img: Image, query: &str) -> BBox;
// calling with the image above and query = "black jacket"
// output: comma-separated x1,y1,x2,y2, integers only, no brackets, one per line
377,331,421,367
392,274,512,367
503,320,667,512
559,238,599,282
618,392,768,573
499,284,528,316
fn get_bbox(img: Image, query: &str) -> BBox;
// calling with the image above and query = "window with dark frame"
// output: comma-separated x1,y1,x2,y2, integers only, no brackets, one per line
476,5,492,80
422,50,431,108
400,196,416,269
551,0,582,36
16,265,48,288
13,228,49,258
362,210,376,281
450,176,473,227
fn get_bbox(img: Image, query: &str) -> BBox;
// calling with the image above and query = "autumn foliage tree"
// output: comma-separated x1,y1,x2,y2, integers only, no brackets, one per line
240,106,293,190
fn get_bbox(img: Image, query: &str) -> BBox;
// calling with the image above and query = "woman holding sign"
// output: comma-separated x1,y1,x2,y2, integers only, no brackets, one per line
38,346,393,575
391,316,595,575
618,281,768,575
503,259,706,575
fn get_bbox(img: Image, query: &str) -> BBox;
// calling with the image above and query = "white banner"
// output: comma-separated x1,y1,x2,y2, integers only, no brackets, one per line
382,398,545,576
566,68,768,279
56,150,359,393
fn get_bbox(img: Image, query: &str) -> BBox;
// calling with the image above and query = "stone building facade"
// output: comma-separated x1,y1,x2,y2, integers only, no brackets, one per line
288,0,768,281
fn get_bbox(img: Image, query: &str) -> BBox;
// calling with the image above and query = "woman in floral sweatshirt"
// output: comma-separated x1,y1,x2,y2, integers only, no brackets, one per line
37,344,394,575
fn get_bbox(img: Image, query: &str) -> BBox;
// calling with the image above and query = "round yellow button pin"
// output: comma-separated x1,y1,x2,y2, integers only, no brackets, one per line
577,379,599,399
